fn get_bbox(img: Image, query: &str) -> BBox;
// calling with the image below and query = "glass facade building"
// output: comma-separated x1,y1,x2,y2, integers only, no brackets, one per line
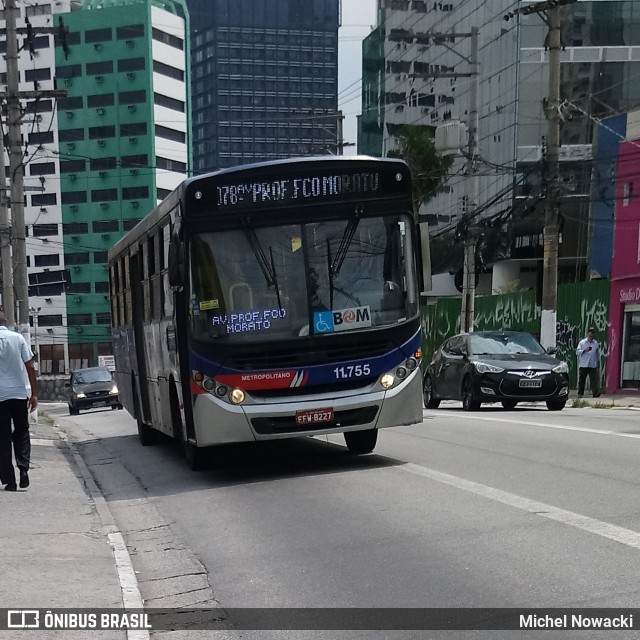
360,0,640,291
513,1,640,283
187,0,340,174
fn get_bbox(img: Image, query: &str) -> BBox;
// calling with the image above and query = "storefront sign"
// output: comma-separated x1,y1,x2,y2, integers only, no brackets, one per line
620,288,640,303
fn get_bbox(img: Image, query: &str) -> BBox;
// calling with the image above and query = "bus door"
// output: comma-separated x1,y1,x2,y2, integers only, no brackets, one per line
130,247,152,423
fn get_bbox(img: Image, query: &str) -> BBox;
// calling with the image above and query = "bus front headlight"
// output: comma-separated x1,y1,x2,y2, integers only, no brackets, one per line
380,373,395,389
230,388,245,404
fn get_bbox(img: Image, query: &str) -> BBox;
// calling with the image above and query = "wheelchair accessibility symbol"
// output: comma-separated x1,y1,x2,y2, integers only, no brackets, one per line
314,311,334,334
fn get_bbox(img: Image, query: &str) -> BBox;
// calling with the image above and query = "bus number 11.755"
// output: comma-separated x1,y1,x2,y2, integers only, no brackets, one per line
333,364,371,379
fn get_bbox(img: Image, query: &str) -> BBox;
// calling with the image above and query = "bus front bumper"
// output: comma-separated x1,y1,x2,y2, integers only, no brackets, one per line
191,368,423,447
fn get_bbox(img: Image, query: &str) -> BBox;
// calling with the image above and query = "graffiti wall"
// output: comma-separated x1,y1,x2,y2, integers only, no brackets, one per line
421,280,610,389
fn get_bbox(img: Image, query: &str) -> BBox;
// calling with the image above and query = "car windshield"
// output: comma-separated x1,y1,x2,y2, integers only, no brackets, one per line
469,333,546,356
188,214,418,343
73,368,113,384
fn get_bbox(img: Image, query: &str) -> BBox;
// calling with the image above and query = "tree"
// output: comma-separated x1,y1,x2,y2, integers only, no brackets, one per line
387,124,453,216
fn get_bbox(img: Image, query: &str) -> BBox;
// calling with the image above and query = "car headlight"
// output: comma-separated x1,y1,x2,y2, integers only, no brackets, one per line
472,361,504,374
109,385,118,394
552,361,569,374
75,392,86,399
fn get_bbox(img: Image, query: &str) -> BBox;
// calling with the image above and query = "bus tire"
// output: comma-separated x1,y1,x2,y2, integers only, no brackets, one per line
169,384,184,444
344,428,377,455
184,441,207,471
137,417,157,446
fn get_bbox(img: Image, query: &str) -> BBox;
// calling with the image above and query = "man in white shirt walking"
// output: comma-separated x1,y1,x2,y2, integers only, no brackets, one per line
0,311,38,491
576,328,601,398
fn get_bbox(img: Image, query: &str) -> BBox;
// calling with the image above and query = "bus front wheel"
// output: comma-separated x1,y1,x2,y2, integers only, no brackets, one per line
137,417,157,446
184,441,207,471
344,428,378,455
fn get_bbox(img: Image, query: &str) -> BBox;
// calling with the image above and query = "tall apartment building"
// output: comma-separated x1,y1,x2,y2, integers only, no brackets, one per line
187,0,340,174
57,0,190,369
0,0,75,374
359,0,640,295
0,0,190,374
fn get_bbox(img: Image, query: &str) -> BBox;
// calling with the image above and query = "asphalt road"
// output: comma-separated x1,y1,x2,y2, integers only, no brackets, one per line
47,401,640,639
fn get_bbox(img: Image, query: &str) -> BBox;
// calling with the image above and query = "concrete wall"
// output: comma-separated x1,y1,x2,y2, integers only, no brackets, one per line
37,376,70,403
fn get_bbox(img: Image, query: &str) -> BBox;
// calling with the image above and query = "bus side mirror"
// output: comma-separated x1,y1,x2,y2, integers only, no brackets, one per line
168,234,185,289
418,222,432,293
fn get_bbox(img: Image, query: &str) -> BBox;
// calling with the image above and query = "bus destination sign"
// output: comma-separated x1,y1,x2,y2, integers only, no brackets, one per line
208,167,408,212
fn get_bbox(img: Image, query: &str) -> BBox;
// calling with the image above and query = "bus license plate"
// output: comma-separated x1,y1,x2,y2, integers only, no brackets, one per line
295,408,334,426
519,379,542,388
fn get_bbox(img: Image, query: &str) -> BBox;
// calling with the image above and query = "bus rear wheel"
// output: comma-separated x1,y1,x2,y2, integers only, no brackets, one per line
344,428,378,455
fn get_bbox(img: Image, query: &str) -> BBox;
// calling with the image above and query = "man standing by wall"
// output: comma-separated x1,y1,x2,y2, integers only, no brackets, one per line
576,328,601,398
0,310,37,491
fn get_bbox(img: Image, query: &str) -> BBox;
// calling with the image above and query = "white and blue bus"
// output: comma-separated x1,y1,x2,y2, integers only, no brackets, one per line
108,156,428,469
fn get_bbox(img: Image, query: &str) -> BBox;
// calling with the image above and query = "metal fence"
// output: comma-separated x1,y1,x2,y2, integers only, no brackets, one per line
420,280,610,389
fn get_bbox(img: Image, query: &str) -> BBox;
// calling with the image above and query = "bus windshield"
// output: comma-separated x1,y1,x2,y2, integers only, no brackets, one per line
189,213,417,343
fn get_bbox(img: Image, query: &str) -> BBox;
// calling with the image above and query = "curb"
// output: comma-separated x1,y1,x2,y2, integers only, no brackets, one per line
50,422,149,640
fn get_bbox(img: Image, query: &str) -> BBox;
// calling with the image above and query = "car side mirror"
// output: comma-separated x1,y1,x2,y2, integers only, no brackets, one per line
450,346,464,356
547,347,557,355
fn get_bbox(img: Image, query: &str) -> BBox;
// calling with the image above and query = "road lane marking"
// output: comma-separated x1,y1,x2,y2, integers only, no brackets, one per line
431,411,640,440
399,462,640,550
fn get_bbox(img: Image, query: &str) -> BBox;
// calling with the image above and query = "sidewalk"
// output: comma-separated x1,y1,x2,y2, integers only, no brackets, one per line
0,409,126,638
567,391,640,408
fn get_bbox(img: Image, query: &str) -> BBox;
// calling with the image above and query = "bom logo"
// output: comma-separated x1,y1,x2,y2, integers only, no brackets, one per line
332,306,371,332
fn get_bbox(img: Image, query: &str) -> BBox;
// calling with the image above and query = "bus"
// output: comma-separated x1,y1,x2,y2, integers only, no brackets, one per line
108,156,429,469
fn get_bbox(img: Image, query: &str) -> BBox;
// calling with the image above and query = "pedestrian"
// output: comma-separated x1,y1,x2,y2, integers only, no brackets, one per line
576,328,601,398
0,311,37,491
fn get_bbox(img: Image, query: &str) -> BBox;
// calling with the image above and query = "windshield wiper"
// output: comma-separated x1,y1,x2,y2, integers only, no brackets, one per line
242,223,281,307
269,246,282,309
330,209,361,280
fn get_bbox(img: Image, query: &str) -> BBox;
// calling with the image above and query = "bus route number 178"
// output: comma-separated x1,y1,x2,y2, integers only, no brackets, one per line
333,364,371,379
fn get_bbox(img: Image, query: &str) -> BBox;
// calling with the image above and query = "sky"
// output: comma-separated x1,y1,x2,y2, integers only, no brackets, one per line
338,0,378,155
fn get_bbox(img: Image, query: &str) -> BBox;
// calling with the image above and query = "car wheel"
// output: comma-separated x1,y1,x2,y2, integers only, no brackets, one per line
344,428,378,454
117,404,123,410
461,376,480,411
423,375,441,409
546,400,566,411
501,400,518,410
111,405,118,410
69,404,79,416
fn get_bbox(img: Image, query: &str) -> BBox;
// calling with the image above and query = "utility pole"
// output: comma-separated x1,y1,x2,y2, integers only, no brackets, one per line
460,26,479,334
504,0,575,348
1,0,67,339
5,0,28,336
540,3,562,350
0,117,14,327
